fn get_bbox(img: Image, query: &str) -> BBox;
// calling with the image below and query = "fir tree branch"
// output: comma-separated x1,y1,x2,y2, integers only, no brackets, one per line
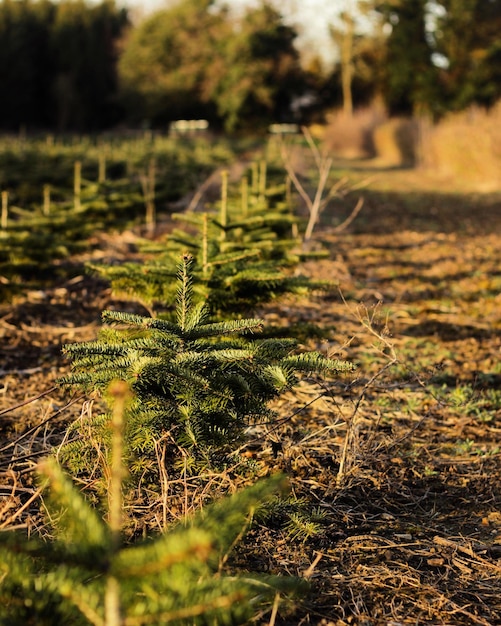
186,319,264,339
39,458,111,555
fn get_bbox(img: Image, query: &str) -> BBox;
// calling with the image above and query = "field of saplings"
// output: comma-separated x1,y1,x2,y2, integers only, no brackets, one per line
1,131,501,625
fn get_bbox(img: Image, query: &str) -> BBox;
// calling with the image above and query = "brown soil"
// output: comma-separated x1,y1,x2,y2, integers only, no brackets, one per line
1,171,501,625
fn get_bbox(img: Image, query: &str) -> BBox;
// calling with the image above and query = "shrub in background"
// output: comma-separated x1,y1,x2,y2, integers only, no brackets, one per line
319,107,385,160
372,117,419,167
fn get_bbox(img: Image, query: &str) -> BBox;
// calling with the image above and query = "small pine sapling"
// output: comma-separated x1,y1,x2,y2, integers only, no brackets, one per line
58,254,354,499
90,168,331,316
0,382,306,625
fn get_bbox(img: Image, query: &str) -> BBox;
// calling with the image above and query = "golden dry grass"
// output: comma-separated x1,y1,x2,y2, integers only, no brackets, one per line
318,100,501,192
421,103,501,191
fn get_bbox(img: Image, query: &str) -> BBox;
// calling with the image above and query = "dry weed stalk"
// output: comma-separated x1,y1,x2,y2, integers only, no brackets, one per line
0,470,42,530
153,434,172,528
1,190,8,229
280,126,364,242
336,298,398,487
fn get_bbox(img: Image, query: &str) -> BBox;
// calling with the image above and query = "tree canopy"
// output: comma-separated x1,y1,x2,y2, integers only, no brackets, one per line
433,0,501,110
372,0,501,115
375,0,440,115
0,0,127,131
0,0,499,132
118,0,304,131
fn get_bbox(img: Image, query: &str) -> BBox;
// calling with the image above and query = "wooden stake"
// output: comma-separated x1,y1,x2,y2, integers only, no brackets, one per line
98,153,106,184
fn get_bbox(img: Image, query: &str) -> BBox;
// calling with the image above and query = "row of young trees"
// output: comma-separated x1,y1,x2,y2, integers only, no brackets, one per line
1,0,500,132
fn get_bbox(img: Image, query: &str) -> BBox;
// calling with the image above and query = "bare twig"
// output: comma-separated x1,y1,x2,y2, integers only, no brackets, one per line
0,393,82,454
280,127,363,242
0,387,57,418
336,297,399,486
186,168,223,212
332,196,364,233
0,484,43,530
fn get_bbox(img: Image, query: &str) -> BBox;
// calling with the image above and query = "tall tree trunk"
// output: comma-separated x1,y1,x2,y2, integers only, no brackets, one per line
340,12,355,118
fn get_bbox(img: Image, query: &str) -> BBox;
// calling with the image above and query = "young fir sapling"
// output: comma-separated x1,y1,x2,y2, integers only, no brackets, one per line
58,254,354,496
90,165,330,316
0,382,306,626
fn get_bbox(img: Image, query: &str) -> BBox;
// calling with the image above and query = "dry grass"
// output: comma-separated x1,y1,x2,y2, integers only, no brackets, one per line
421,103,501,191
372,117,420,167
318,99,501,192
316,108,385,160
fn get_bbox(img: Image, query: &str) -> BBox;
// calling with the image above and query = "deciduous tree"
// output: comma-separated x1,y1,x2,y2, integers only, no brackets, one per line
118,0,304,130
375,0,439,115
433,0,501,110
118,0,223,125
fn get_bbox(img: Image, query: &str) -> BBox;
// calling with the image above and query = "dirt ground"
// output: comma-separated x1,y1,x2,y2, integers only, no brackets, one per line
1,165,501,625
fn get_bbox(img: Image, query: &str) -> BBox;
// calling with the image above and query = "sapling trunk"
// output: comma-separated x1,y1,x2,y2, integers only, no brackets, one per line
147,157,156,230
219,169,228,243
105,380,129,626
176,253,193,331
108,381,127,547
126,159,133,178
259,159,267,201
140,158,156,234
285,176,298,238
1,191,8,229
43,184,51,216
202,212,209,276
74,161,81,211
98,153,107,184
251,162,259,195
241,176,249,217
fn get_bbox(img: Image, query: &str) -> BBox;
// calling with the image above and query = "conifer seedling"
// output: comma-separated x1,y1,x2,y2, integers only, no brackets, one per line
58,254,353,494
91,211,323,315
0,382,306,625
90,166,330,316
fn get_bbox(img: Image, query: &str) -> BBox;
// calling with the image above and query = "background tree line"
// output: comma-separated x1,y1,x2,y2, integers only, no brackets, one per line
0,0,127,131
0,0,500,133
